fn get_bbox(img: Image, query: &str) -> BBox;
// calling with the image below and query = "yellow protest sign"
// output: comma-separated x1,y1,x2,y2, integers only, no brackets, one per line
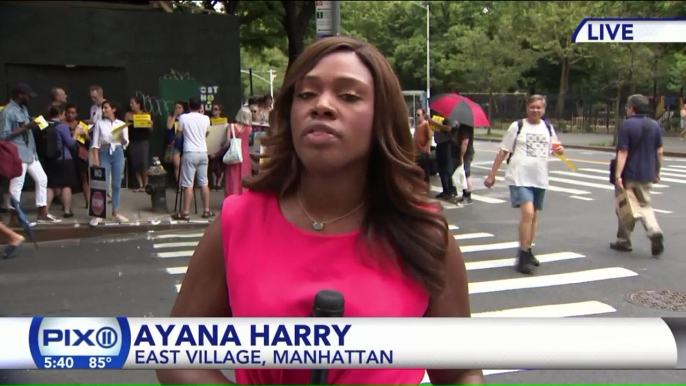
133,114,152,128
211,117,228,126
111,122,128,140
35,116,49,130
76,121,90,144
430,114,445,131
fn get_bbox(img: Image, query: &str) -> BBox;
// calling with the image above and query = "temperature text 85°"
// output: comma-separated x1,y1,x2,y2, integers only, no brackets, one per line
89,357,113,368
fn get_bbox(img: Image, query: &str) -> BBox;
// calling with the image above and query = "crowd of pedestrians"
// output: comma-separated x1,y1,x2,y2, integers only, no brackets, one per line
0,82,273,253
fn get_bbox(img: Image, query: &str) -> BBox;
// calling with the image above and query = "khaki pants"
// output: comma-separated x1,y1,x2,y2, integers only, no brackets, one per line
615,180,661,243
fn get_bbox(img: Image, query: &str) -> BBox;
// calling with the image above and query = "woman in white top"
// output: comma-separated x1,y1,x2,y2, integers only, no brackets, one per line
89,100,129,226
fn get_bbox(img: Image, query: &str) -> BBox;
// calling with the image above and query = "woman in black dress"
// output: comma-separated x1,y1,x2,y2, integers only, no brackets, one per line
125,96,153,192
65,103,91,207
44,105,82,217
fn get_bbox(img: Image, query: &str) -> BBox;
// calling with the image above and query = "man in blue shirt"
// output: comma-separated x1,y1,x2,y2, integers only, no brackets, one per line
612,94,664,257
0,84,61,224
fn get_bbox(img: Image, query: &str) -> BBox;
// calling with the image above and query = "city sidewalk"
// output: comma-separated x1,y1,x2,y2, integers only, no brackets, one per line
475,129,686,156
1,188,227,242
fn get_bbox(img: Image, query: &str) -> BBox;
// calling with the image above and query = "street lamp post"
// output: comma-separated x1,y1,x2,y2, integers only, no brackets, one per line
411,2,431,113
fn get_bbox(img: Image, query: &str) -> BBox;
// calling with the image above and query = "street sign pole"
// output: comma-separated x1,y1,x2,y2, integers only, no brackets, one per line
316,1,340,39
332,1,340,36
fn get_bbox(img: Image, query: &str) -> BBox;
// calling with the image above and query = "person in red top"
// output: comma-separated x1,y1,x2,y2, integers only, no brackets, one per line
157,36,483,385
413,108,432,184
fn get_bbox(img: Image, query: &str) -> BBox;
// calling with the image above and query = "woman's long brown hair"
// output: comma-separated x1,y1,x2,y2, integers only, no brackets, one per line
244,36,450,295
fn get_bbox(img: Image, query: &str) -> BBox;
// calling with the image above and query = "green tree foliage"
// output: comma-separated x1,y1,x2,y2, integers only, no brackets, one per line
181,0,686,119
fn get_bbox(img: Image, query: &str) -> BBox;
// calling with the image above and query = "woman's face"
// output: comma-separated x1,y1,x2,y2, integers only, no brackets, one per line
130,98,141,112
290,51,375,173
66,108,77,121
212,105,221,117
174,104,184,116
102,103,115,119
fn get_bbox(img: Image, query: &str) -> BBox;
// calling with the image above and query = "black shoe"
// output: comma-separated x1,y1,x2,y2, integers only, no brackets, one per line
462,197,473,206
529,248,540,266
515,249,536,274
648,233,664,258
435,192,447,199
610,241,633,252
454,196,465,203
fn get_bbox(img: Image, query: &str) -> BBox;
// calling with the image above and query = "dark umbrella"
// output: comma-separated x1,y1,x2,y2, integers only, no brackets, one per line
10,197,38,247
430,93,490,128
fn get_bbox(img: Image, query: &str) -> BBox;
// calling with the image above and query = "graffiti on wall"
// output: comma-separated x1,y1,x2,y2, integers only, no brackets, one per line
135,90,175,117
159,69,195,81
200,86,219,111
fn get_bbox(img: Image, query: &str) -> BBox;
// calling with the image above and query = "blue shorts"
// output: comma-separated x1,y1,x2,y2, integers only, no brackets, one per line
509,186,546,211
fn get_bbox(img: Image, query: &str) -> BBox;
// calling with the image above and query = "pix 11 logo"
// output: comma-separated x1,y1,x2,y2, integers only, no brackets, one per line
28,317,131,368
572,17,686,43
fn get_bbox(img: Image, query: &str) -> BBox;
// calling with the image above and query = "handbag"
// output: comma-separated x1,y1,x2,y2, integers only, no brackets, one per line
0,141,22,180
77,142,90,162
222,124,243,165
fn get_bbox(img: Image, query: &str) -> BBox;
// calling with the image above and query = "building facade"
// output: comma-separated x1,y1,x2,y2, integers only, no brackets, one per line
0,1,241,164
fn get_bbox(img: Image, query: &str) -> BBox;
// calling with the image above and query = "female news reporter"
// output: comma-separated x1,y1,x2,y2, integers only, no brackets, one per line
89,101,129,226
156,36,483,385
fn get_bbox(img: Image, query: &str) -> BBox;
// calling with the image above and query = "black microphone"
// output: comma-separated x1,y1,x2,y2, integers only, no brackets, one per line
309,290,345,385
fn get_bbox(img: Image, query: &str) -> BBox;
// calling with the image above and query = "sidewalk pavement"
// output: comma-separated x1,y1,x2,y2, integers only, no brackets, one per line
1,188,227,243
475,129,686,156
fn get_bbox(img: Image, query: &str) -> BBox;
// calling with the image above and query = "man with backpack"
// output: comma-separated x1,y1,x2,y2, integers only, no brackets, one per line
0,84,61,224
484,95,564,274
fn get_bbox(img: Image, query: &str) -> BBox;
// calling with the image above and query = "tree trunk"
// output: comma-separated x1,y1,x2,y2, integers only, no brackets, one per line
556,56,570,119
282,1,315,70
612,83,622,147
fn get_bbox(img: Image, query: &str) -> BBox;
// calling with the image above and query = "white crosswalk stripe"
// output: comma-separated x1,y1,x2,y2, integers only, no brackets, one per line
466,162,683,214
153,219,640,383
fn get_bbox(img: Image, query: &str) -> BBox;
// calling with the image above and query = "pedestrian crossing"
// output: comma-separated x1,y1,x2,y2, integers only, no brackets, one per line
460,160,686,211
151,216,641,381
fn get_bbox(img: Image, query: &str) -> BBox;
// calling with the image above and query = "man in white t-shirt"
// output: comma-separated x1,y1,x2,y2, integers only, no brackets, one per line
484,95,565,274
174,97,213,219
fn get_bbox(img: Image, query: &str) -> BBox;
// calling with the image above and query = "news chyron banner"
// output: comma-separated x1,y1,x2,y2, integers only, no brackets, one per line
1,317,686,370
572,18,686,43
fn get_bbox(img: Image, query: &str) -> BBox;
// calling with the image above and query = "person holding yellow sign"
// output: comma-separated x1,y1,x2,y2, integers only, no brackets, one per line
125,96,153,192
89,100,129,226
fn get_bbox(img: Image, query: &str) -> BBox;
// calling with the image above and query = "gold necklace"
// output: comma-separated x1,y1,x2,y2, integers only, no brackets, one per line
297,190,364,231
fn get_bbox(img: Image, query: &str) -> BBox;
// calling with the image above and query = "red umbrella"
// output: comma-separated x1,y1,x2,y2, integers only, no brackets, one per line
429,93,490,127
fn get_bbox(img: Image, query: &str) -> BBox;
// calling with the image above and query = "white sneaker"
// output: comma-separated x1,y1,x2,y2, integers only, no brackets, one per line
114,214,129,223
37,214,62,224
89,217,102,227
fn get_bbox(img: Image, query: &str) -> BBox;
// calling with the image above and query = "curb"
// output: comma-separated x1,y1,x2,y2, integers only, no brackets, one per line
474,137,686,158
10,219,212,243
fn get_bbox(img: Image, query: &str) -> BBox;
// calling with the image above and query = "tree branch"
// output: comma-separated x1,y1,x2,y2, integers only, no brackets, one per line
265,1,286,18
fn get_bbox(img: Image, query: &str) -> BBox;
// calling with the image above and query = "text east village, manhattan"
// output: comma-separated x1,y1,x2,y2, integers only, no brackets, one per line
130,323,393,366
134,349,394,366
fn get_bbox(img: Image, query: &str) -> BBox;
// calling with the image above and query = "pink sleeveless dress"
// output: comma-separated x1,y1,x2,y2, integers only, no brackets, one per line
221,191,430,385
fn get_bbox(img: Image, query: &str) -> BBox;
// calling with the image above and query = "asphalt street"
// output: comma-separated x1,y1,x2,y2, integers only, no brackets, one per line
0,140,685,384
